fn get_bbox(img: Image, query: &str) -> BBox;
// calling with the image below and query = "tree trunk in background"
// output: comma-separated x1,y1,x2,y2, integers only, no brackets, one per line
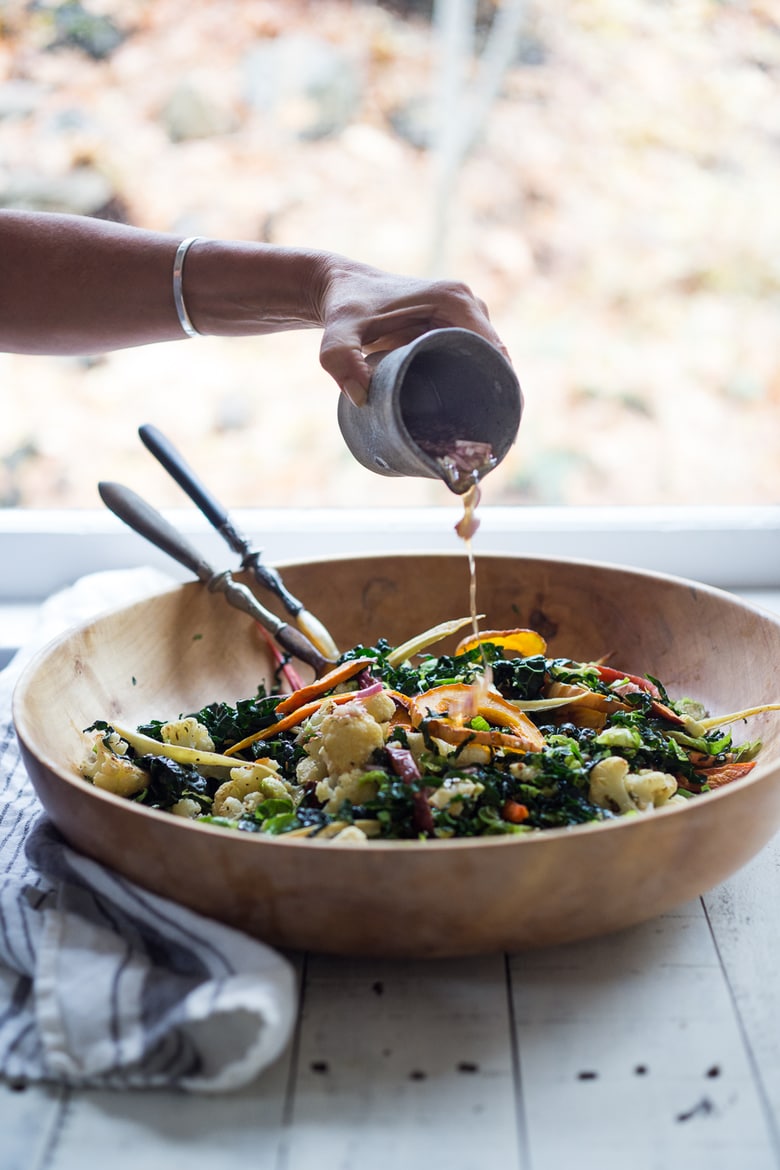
428,0,528,275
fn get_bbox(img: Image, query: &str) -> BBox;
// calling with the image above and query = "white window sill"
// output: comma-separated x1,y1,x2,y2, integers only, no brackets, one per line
2,504,780,602
2,503,779,667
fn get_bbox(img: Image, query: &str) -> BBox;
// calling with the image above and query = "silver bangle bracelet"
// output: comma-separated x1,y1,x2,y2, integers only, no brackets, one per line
172,236,203,338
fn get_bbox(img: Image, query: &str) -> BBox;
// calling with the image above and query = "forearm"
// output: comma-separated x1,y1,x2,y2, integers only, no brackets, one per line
0,210,508,404
182,236,330,338
0,211,330,354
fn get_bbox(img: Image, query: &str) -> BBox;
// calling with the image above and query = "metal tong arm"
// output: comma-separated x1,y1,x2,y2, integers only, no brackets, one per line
138,423,302,617
98,481,332,675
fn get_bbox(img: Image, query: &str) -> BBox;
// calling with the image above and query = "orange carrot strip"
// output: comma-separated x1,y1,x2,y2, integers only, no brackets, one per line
697,760,757,789
386,690,412,710
274,657,375,717
502,800,530,824
677,760,757,792
649,699,685,726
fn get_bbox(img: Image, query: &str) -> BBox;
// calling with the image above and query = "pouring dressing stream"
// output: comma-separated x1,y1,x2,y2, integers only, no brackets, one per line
338,327,521,709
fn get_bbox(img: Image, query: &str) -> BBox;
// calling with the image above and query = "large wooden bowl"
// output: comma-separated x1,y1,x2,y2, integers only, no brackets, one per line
13,553,780,957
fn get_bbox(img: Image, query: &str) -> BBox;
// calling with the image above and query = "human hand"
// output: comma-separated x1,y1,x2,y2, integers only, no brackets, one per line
314,256,510,406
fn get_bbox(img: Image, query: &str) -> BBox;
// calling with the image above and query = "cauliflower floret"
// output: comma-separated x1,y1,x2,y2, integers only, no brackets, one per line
316,767,379,814
170,797,202,819
218,796,244,820
331,824,369,844
589,756,678,814
428,776,485,815
509,760,542,783
319,699,385,775
82,732,147,798
362,689,397,725
314,776,332,805
212,760,286,819
625,769,678,810
230,764,289,800
589,757,632,812
161,717,215,752
296,754,327,787
303,700,387,813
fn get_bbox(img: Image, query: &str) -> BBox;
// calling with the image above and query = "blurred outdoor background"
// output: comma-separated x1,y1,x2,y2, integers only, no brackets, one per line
1,0,779,511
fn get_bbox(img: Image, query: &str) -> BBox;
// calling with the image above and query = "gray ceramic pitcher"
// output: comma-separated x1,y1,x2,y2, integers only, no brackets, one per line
336,327,522,494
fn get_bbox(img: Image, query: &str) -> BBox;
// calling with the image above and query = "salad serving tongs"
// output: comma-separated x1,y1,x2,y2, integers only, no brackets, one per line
98,480,335,676
137,424,340,662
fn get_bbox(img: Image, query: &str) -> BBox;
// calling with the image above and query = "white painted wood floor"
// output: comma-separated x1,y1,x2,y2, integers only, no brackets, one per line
2,828,778,1170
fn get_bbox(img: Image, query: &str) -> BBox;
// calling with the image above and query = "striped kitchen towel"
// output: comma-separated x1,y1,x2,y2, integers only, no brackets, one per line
0,570,296,1093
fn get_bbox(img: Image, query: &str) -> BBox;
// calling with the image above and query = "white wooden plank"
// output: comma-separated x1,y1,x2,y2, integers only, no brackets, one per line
703,833,780,1131
0,1081,65,1170
281,955,519,1170
509,900,777,1170
37,1050,290,1170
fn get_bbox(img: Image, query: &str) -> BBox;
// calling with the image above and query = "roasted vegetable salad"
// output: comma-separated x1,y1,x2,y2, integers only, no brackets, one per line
81,620,777,842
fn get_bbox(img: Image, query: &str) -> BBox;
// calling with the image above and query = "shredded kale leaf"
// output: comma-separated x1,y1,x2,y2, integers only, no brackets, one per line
137,688,281,752
134,756,214,811
491,653,548,700
339,639,492,694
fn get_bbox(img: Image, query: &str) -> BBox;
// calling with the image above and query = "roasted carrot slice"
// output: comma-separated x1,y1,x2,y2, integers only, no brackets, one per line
256,623,305,693
698,703,780,732
410,683,525,727
386,616,476,667
423,717,544,754
274,657,375,716
410,683,546,750
545,682,629,714
678,759,757,792
696,760,757,788
409,683,477,724
552,675,684,727
478,691,545,736
649,699,685,726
